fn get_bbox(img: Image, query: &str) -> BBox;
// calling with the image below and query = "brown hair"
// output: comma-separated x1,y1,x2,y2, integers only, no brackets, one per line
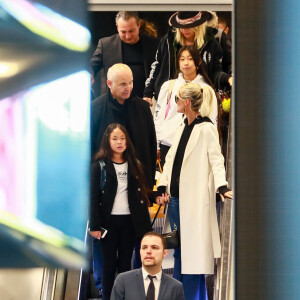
139,19,158,38
142,231,167,250
94,123,151,205
115,11,139,24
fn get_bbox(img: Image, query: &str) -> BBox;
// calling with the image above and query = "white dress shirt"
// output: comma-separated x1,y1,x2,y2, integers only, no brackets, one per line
142,267,162,300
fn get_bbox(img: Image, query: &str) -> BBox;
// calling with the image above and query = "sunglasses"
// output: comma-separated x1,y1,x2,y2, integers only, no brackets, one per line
175,95,186,103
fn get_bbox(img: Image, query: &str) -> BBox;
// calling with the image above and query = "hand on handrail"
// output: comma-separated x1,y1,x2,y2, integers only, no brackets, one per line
220,190,233,202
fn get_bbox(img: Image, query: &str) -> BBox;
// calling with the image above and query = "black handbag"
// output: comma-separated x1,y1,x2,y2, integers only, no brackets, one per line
151,204,180,249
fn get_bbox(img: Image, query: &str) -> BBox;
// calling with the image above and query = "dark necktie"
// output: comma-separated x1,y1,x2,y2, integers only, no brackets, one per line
146,275,156,300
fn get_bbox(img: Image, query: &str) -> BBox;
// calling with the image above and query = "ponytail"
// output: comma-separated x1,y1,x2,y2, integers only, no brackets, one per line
178,83,214,117
199,85,213,117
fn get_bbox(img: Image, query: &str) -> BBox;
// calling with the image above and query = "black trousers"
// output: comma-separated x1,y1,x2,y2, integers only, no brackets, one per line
160,144,171,170
100,215,135,300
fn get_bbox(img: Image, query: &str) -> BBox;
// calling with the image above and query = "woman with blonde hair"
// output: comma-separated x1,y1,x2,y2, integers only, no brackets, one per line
143,11,232,103
156,83,233,299
154,45,218,167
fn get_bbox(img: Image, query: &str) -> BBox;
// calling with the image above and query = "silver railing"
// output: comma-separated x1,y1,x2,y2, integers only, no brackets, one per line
214,109,234,300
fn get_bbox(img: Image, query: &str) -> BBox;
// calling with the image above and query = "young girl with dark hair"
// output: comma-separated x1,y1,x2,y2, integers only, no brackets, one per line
89,123,152,300
154,45,218,167
144,11,232,102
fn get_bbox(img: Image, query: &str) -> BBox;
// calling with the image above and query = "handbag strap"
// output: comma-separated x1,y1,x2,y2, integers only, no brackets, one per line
151,203,168,227
157,159,162,173
99,160,106,190
151,204,162,227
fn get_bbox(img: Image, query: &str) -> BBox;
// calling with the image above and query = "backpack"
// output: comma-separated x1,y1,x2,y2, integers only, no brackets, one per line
99,160,106,191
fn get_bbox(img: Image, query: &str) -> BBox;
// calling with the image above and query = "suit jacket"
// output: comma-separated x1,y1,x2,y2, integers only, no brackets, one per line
110,268,185,300
90,34,159,95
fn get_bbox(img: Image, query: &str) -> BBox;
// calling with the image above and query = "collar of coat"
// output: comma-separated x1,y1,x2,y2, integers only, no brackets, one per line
108,89,137,111
183,115,212,127
103,159,133,180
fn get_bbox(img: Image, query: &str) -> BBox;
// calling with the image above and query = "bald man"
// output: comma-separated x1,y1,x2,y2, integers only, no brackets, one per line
91,63,157,189
90,64,156,286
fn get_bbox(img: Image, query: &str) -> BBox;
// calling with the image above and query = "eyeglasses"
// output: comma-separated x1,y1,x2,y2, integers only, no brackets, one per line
175,95,186,103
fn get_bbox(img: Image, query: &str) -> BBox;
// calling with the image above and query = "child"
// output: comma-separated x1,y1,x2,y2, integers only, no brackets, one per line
89,123,152,300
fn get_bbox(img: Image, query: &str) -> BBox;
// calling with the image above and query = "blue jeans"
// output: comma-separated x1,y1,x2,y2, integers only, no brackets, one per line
133,238,142,269
92,237,102,291
168,197,207,300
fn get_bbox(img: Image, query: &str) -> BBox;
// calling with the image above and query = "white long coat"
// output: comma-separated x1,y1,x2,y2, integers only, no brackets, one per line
158,120,228,274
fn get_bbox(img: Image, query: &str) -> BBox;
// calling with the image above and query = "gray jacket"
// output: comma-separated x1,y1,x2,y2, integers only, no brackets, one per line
110,268,185,300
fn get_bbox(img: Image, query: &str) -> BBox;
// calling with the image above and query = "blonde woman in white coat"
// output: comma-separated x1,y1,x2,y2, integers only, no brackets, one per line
154,45,218,168
156,83,233,300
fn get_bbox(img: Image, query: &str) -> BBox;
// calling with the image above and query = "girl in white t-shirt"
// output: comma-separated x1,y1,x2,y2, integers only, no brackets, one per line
89,123,152,300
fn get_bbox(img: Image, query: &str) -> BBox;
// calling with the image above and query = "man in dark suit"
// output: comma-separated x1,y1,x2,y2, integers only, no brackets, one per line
110,232,185,300
90,11,159,101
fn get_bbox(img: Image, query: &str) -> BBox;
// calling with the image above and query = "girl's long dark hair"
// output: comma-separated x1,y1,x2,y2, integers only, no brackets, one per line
175,46,214,89
176,46,224,147
93,123,151,205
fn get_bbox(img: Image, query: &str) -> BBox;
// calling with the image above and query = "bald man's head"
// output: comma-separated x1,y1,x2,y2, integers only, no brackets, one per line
107,64,133,104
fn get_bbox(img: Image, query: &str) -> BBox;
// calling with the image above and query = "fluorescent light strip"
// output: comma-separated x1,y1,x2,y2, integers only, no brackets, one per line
0,0,90,52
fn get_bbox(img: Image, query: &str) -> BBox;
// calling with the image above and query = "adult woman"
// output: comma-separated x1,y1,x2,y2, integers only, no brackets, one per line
156,83,233,299
154,45,218,167
90,123,152,300
143,11,232,102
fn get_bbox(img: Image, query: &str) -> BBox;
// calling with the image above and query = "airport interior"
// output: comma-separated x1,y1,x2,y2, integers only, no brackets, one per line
1,0,300,300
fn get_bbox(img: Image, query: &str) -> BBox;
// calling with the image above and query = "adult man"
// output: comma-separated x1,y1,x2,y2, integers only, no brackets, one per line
90,63,157,296
90,11,159,99
91,63,156,188
110,232,185,300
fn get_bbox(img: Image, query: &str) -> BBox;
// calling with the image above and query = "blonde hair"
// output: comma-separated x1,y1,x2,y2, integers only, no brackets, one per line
206,11,218,29
174,23,207,49
178,83,214,117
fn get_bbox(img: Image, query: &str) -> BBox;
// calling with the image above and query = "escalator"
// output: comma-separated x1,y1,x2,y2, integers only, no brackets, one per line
214,108,234,300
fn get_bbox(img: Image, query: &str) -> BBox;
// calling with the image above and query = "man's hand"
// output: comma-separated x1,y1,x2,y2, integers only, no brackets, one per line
143,97,153,107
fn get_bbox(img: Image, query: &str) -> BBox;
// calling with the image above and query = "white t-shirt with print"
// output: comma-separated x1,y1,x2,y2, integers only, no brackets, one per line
111,161,130,215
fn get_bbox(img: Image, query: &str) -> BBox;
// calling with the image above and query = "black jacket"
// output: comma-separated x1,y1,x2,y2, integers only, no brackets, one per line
90,160,152,238
91,91,157,188
90,34,159,94
144,27,231,99
214,28,232,75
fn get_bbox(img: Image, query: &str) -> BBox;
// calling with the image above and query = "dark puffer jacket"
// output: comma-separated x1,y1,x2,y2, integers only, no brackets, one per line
144,27,231,99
